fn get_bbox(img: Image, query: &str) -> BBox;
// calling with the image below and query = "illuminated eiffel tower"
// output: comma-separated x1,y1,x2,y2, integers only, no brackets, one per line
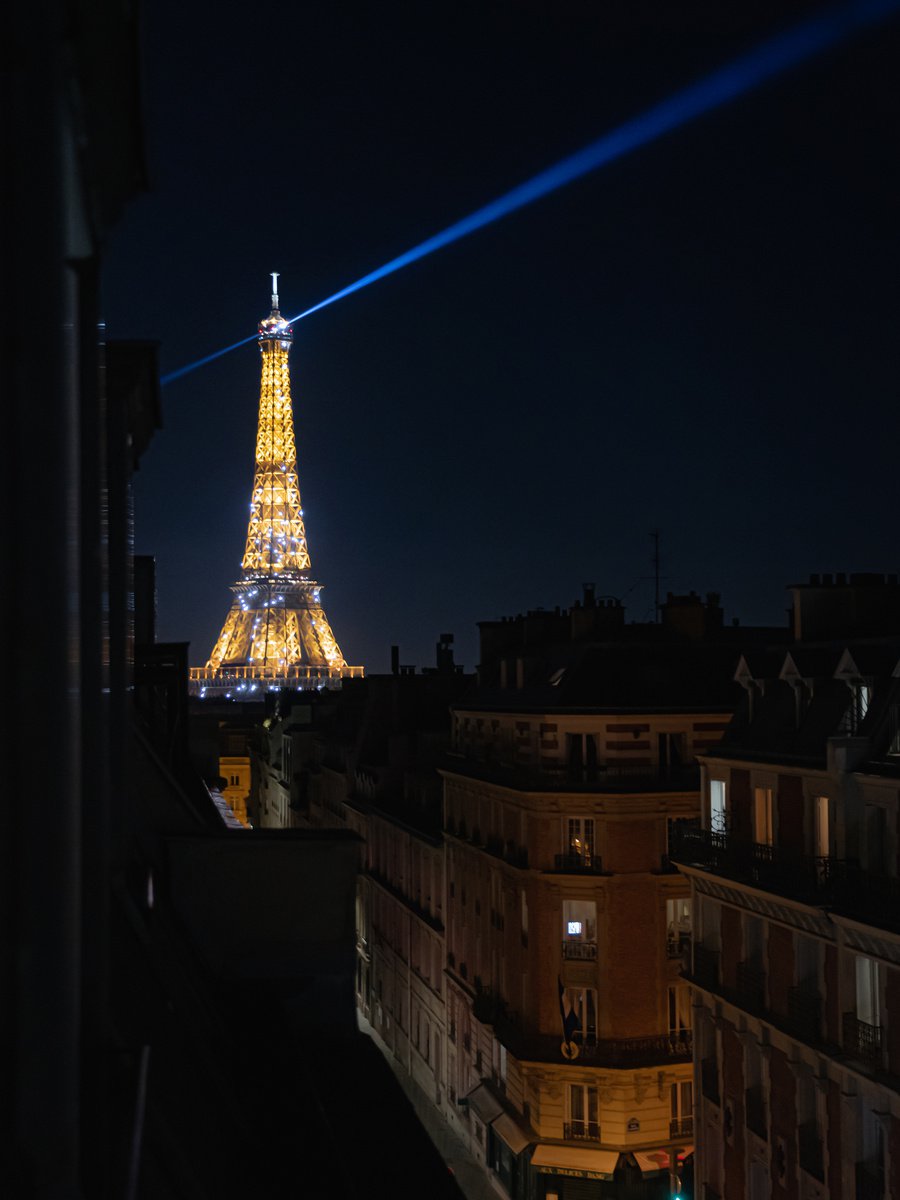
190,276,362,696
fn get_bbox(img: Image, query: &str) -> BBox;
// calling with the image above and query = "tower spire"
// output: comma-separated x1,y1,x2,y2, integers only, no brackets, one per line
190,280,362,696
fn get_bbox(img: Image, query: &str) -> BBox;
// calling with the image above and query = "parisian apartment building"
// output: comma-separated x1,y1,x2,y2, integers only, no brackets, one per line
248,590,796,1198
672,572,900,1200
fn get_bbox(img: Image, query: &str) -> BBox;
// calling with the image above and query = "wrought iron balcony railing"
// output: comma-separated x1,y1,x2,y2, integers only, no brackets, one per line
444,749,699,793
670,827,900,933
843,1013,883,1068
670,1116,694,1138
551,852,607,874
564,1120,601,1142
667,931,692,959
493,1027,691,1068
561,939,598,961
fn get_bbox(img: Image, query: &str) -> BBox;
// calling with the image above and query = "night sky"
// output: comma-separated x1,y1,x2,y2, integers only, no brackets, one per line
103,1,900,675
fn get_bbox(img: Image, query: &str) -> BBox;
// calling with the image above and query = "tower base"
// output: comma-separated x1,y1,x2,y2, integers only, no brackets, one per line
188,661,364,698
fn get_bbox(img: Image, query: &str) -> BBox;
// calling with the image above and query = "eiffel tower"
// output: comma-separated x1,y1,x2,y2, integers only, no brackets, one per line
190,276,362,696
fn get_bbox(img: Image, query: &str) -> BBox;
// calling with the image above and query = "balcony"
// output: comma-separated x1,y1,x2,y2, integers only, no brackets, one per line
798,1121,824,1181
667,931,692,960
670,1116,694,1138
550,852,607,875
843,1012,883,1068
561,939,598,961
494,1027,691,1068
483,835,529,869
564,1120,600,1142
444,750,699,794
745,1085,767,1140
670,827,900,934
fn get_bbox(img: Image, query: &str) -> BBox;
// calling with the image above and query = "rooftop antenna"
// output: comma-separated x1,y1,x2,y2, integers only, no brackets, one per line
270,271,280,312
651,529,661,622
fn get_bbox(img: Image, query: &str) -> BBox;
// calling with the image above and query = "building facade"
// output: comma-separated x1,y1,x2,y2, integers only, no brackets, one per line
674,573,900,1200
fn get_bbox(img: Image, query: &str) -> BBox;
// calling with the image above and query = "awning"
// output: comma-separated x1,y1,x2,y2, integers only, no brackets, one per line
634,1150,671,1177
492,1112,531,1156
464,1083,504,1124
632,1146,694,1176
531,1145,620,1180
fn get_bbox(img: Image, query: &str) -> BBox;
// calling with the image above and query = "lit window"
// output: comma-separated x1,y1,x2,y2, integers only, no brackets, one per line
709,780,727,833
566,817,595,862
753,787,774,846
567,1084,599,1140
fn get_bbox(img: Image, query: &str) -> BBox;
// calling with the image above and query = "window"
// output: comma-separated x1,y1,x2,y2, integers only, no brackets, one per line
668,984,692,1036
887,705,900,756
855,955,881,1028
813,795,830,858
797,1072,823,1180
744,1038,766,1139
753,786,774,846
659,731,686,775
562,899,597,959
710,780,727,833
565,987,598,1040
566,817,595,863
567,733,598,780
567,1084,599,1141
667,898,692,958
670,1081,693,1137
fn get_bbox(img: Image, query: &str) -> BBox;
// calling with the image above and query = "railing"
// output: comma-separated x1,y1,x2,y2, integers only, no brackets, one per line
843,1013,883,1068
562,940,598,961
667,932,692,960
578,1031,692,1067
494,1027,691,1068
670,827,900,932
551,852,607,874
745,1085,767,1139
798,1121,824,1181
736,960,766,1010
484,835,529,869
189,661,364,696
670,1116,694,1138
564,1120,601,1142
445,750,699,793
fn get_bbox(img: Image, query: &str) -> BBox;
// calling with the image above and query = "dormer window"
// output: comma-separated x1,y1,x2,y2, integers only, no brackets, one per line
846,683,871,734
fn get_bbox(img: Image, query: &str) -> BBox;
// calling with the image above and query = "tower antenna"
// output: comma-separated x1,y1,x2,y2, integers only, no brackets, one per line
651,529,661,623
270,271,280,312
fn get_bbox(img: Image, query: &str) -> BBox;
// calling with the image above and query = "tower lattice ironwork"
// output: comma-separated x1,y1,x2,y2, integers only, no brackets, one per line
190,276,362,696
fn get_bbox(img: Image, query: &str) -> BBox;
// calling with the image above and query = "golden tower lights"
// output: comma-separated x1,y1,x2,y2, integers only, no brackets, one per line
190,276,362,696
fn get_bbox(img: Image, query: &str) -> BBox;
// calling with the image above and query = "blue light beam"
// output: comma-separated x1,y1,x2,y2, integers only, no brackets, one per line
161,0,899,387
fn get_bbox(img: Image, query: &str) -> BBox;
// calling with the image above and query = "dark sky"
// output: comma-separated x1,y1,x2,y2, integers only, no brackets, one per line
103,1,900,674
